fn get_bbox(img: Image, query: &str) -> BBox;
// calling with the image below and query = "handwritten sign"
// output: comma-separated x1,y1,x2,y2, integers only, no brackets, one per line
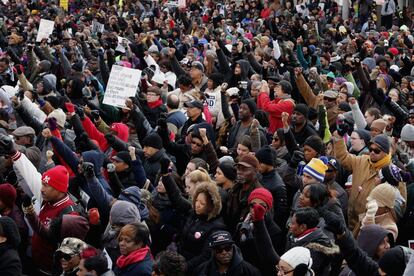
60,0,68,11
103,65,141,108
92,20,105,34
36,19,55,42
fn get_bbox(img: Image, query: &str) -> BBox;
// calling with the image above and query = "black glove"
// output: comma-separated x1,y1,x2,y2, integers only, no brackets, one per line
75,105,85,120
157,118,168,130
323,210,347,236
21,194,33,208
0,135,16,156
104,133,116,145
91,110,100,122
15,65,23,75
337,122,349,136
160,157,171,175
82,162,95,178
47,117,58,131
290,150,304,168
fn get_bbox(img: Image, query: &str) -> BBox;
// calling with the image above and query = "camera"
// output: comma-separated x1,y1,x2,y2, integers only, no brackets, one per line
238,81,248,90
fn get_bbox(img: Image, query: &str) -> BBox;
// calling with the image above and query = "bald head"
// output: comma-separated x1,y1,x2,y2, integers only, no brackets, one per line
167,94,180,110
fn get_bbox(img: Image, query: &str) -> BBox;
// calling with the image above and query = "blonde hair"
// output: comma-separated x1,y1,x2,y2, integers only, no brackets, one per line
187,168,211,184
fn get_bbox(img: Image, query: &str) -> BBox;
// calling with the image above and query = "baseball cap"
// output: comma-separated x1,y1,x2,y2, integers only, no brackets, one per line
56,237,87,256
191,61,204,72
209,231,234,247
235,155,259,169
184,100,204,110
111,151,132,166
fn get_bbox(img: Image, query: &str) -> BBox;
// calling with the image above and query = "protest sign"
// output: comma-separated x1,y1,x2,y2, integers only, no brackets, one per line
60,0,68,11
92,20,105,34
36,19,55,42
103,65,141,108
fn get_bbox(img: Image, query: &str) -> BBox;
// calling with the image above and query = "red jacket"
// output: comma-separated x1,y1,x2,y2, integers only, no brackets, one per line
257,92,295,133
32,195,75,273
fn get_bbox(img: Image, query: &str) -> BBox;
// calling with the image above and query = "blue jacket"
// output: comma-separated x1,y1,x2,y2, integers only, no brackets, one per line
114,251,153,276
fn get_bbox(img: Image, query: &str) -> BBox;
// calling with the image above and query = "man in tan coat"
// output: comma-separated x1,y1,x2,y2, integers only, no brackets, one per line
333,132,406,232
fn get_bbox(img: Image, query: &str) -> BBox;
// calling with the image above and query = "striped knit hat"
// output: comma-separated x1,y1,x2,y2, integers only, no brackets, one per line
303,158,328,183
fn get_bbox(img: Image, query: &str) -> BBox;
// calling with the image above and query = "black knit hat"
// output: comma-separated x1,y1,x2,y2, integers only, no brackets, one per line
142,133,163,150
303,135,325,155
354,129,371,146
242,99,257,115
255,146,274,166
378,246,406,276
0,216,21,249
370,134,391,154
294,103,309,118
219,161,237,181
209,73,224,87
111,151,132,167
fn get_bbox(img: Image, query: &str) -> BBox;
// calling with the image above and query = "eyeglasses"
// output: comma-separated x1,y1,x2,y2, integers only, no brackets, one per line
369,147,382,154
147,93,158,97
214,245,233,253
191,141,203,147
275,265,294,275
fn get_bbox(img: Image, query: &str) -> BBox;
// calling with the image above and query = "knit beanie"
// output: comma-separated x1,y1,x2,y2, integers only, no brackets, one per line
378,247,407,276
380,164,402,187
400,124,414,142
367,183,396,208
362,57,376,71
41,165,69,193
242,99,257,115
303,158,328,183
0,183,17,209
304,135,325,155
219,161,237,181
370,119,387,133
48,108,67,128
354,129,371,146
142,133,163,150
255,146,274,166
280,246,313,269
371,134,391,154
294,103,309,118
248,187,273,209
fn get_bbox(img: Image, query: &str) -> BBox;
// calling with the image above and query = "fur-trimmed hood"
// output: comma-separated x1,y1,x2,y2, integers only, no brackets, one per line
306,241,340,256
192,182,222,221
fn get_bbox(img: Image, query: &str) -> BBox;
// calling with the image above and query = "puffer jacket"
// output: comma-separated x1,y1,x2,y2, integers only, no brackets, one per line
139,148,169,185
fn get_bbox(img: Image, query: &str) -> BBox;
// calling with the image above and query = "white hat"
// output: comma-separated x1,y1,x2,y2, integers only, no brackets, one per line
390,65,399,72
401,124,414,142
48,108,67,128
280,247,313,269
148,45,159,53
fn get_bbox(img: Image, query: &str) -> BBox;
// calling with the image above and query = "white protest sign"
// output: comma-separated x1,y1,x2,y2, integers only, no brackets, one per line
36,19,55,42
103,65,141,108
92,20,105,34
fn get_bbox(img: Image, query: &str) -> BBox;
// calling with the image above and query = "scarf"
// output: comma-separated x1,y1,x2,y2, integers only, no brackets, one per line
116,246,150,269
370,153,392,171
147,99,163,109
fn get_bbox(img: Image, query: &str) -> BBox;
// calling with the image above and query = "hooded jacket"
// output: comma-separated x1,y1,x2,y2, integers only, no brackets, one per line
0,217,22,275
194,245,261,276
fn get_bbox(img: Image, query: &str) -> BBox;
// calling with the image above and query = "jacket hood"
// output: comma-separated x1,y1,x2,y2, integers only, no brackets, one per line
235,59,255,80
60,214,90,241
69,78,85,99
110,123,129,142
119,187,149,220
82,150,104,176
43,74,57,93
192,182,222,221
110,200,141,225
302,228,340,256
357,224,394,258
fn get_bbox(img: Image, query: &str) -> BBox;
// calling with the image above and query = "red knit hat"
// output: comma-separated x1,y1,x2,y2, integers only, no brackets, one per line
388,47,399,56
0,183,17,209
248,188,273,210
42,165,69,193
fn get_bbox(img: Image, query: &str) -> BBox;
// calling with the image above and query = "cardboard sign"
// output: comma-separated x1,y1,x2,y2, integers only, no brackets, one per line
103,65,141,108
60,0,68,11
36,19,55,42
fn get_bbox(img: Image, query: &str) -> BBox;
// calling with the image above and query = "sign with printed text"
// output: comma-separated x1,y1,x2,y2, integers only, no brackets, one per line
103,65,141,108
60,0,68,11
36,19,55,42
92,20,105,34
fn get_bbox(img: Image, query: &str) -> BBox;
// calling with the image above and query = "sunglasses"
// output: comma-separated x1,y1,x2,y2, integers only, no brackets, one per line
369,147,382,154
59,253,74,261
214,245,233,253
324,97,336,102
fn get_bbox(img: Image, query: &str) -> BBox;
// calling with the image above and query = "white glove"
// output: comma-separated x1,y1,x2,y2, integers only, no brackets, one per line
107,163,116,173
366,200,379,217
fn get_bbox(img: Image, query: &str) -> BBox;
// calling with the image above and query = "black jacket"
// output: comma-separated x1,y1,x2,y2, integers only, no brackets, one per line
0,244,21,276
286,228,340,276
139,148,169,185
259,169,289,229
194,245,261,276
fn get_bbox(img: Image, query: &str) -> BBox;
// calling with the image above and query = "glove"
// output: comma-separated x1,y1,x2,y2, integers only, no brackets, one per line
47,117,58,131
91,110,100,121
157,118,168,129
0,135,16,156
104,133,116,145
37,99,46,108
251,204,266,222
88,208,100,225
107,163,116,173
160,157,171,174
75,105,85,120
82,162,95,178
290,150,304,168
65,102,75,113
21,194,33,208
15,64,23,75
365,200,378,217
337,122,349,136
324,210,347,235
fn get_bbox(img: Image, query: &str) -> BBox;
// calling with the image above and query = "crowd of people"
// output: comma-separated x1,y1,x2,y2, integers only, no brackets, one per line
0,0,414,275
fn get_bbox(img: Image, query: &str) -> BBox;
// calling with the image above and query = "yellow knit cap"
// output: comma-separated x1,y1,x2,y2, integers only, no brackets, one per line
303,158,328,183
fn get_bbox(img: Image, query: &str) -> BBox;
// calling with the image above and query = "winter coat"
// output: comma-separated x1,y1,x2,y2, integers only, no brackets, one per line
114,250,152,276
0,244,21,276
227,120,268,151
286,228,340,276
194,245,261,276
257,93,295,134
259,169,289,229
333,138,407,231
138,148,169,185
140,99,168,128
166,109,186,133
